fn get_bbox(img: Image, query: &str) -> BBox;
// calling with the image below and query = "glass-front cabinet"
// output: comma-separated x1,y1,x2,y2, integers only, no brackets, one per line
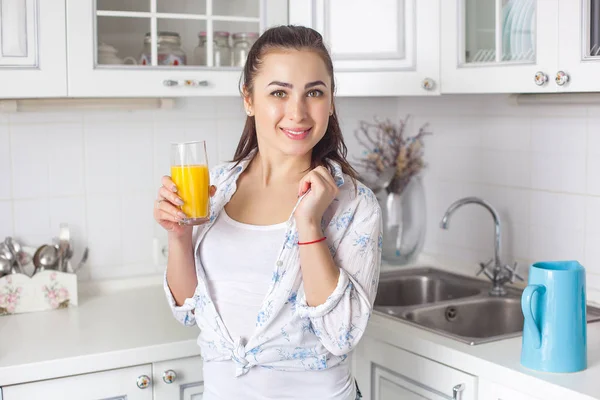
0,0,67,98
66,0,287,97
558,0,600,92
441,0,559,93
289,0,441,96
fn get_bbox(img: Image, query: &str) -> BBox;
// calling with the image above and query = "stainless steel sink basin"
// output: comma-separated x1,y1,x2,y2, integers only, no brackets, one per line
404,297,524,341
375,275,480,307
374,267,600,345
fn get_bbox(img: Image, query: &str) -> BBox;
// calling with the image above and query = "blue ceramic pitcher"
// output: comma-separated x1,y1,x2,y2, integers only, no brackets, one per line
520,260,587,373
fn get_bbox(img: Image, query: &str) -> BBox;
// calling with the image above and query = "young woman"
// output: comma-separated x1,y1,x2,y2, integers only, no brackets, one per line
154,25,382,400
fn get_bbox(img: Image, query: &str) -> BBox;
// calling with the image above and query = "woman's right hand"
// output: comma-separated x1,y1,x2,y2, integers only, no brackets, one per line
153,175,216,238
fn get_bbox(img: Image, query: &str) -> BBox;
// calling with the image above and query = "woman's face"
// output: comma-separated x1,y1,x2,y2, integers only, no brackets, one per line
245,49,333,159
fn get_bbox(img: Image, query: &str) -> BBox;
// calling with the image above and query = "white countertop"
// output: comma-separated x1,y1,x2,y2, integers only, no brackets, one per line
0,277,200,386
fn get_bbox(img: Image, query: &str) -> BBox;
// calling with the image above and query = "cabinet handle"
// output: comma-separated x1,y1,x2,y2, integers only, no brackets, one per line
555,71,569,86
163,79,209,87
534,71,548,86
163,369,177,384
421,78,435,91
136,374,151,389
452,383,465,400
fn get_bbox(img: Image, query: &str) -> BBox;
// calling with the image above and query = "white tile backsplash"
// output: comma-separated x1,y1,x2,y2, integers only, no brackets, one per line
0,124,11,199
48,124,85,197
531,153,587,193
0,201,13,238
2,94,599,292
529,192,586,230
10,124,49,198
531,118,587,154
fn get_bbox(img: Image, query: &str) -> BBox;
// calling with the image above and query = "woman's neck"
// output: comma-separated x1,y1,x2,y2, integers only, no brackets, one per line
248,150,311,188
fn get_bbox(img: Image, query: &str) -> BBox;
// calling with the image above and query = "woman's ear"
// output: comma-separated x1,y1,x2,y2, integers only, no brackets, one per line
242,86,253,116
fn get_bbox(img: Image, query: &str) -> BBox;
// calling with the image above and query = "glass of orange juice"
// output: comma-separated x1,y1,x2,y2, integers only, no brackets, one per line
170,140,210,225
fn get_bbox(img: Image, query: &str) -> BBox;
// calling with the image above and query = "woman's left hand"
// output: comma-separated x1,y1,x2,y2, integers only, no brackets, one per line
294,166,339,226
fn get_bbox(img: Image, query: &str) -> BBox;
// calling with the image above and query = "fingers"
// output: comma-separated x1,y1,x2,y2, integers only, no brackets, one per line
161,175,178,192
210,185,217,197
298,166,338,197
313,166,338,193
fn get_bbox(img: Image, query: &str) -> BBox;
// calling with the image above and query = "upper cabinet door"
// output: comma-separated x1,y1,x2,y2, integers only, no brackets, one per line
557,0,600,92
65,0,287,97
289,0,441,96
0,0,67,98
441,0,559,93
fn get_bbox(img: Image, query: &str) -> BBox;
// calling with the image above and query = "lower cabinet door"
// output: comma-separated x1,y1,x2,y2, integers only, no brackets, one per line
355,336,477,400
153,355,204,400
1,364,153,400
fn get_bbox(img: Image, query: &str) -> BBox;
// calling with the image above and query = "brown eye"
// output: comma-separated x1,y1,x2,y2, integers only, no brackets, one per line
271,90,286,98
307,89,323,97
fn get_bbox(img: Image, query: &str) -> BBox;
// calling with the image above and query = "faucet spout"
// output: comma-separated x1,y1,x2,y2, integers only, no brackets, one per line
440,197,504,292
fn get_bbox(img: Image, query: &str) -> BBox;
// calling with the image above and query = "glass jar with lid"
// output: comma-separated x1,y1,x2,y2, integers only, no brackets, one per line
232,32,259,67
140,32,186,66
193,31,232,67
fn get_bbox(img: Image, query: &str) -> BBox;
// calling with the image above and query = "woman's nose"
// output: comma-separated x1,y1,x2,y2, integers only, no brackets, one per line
286,97,308,122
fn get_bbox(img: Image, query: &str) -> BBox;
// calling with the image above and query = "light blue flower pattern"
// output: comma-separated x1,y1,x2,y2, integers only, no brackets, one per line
163,155,382,379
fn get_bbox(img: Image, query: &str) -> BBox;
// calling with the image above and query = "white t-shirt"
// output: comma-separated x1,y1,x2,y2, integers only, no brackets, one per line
199,208,355,400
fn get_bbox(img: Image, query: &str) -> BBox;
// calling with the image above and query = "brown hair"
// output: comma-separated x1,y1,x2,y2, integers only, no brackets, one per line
232,25,358,184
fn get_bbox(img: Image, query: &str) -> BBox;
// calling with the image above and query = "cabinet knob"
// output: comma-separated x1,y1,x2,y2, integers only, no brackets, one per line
533,71,548,86
555,71,569,86
136,374,151,389
452,383,465,400
163,369,177,384
421,78,436,91
163,79,209,87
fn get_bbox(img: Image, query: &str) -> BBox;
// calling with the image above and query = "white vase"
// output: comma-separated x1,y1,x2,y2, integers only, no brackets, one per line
377,176,426,264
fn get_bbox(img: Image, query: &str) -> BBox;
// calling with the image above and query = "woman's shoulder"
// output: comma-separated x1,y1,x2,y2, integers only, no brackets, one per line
209,161,240,184
337,174,380,212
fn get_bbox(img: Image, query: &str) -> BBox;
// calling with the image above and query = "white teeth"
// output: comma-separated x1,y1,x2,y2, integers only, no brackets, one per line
283,128,309,135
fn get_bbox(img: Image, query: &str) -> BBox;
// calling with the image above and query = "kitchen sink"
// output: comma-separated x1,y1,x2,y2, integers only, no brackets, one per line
374,267,600,345
375,274,480,307
404,297,524,341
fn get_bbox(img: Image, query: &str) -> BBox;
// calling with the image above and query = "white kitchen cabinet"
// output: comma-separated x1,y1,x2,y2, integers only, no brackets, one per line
0,0,67,98
289,0,441,96
354,335,477,400
557,0,600,92
1,364,154,400
152,355,204,400
65,0,287,97
478,378,542,400
441,0,559,94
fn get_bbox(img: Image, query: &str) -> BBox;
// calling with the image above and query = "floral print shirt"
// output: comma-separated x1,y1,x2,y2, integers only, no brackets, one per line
163,154,382,377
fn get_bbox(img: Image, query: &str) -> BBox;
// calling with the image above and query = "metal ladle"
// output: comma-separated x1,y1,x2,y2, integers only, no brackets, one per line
32,245,59,275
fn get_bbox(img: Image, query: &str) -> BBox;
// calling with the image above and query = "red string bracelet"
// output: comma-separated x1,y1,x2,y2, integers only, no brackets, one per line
298,236,327,246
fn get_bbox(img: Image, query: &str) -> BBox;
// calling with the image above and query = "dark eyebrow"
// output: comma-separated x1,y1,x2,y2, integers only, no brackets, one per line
305,80,327,89
266,80,327,89
267,81,292,88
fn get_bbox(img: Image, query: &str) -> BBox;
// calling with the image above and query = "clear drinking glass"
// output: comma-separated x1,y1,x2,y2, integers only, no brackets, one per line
170,141,210,225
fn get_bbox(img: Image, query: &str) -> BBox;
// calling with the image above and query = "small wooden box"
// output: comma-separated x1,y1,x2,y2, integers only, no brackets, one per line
0,270,78,315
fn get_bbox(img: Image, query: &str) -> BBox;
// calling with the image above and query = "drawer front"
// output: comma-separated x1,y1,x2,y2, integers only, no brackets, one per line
2,364,153,400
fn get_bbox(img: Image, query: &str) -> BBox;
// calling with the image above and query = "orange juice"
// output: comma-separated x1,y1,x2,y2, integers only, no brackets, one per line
170,164,210,220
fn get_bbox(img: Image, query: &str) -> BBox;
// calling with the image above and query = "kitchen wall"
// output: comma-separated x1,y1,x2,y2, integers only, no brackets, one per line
0,95,599,299
401,95,600,299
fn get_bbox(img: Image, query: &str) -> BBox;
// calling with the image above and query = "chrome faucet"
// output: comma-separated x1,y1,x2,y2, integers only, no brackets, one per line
439,197,523,296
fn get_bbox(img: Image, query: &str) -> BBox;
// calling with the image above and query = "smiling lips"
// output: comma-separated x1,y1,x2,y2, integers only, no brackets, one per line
281,127,312,140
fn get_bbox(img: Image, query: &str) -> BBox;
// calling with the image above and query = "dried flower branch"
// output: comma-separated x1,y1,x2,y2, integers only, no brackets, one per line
354,116,432,194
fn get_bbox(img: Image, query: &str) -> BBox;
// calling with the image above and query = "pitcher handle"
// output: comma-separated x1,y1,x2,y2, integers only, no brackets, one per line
521,284,544,349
